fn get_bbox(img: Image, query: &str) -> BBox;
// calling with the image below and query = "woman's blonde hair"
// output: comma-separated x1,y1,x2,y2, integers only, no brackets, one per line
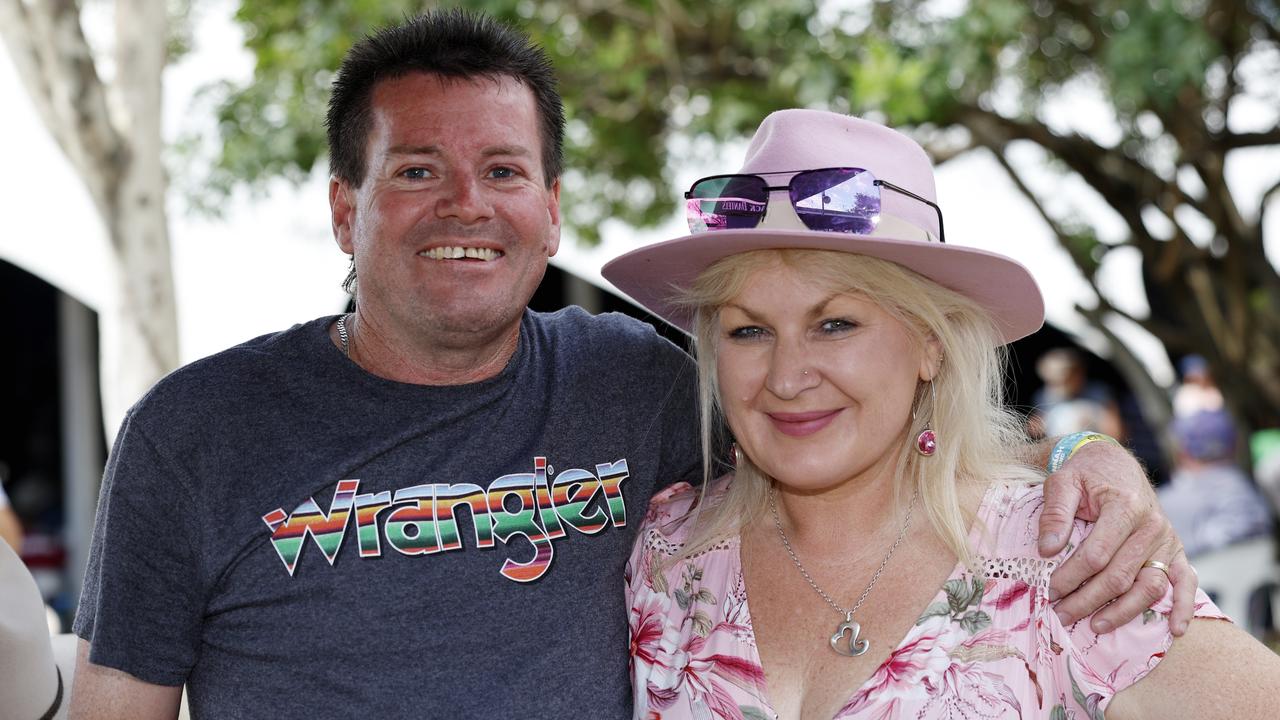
674,249,1039,565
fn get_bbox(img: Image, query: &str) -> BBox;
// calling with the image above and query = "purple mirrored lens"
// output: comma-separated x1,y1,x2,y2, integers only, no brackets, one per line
789,168,879,234
687,175,769,233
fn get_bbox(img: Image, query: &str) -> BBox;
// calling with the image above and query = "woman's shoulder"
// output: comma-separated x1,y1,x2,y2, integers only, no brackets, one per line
638,475,734,543
627,476,739,599
973,478,1230,715
972,480,1056,558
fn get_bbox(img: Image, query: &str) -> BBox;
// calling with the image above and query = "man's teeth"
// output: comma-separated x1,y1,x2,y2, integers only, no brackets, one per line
419,246,502,261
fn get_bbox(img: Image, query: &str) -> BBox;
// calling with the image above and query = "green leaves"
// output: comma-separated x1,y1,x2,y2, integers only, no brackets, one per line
945,576,986,614
917,601,953,625
1102,0,1218,116
916,575,988,633
958,610,992,634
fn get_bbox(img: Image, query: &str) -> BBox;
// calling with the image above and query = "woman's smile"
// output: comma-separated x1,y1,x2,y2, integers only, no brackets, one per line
766,409,843,437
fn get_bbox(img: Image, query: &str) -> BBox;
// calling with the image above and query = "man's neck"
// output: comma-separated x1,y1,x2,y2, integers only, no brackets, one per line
333,311,522,386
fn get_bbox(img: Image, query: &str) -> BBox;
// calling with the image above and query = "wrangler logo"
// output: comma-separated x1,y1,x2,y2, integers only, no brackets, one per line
261,457,630,582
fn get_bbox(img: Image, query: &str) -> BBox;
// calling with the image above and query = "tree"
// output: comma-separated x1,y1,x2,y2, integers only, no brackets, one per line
0,0,180,439
207,0,1279,446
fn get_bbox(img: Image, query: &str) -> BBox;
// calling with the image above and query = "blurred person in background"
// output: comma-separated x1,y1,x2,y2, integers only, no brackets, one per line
1172,354,1224,419
1158,409,1273,558
1253,430,1280,521
0,467,23,552
1028,348,1124,440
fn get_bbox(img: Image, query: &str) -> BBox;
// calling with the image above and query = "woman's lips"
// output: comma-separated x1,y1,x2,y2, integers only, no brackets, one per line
767,409,841,437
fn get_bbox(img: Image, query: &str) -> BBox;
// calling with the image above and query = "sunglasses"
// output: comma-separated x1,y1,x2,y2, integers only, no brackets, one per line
684,167,945,243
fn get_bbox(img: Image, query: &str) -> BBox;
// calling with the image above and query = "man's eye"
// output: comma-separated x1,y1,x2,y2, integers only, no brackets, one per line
489,166,516,179
402,167,431,180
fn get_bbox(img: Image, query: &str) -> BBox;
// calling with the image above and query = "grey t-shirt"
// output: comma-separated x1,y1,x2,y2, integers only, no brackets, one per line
74,308,701,718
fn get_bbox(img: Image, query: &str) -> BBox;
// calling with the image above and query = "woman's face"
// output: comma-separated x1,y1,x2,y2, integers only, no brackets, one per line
715,261,934,494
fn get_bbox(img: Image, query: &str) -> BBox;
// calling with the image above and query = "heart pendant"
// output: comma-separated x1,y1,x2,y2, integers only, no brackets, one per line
830,611,870,656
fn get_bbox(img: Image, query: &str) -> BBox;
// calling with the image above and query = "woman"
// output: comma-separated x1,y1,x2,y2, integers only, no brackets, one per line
602,110,1280,719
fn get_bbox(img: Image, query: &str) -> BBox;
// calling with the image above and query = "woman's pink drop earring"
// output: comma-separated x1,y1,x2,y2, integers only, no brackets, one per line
914,380,938,457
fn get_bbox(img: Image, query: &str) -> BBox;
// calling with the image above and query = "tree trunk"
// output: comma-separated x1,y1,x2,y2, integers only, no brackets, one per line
102,0,179,439
0,0,178,442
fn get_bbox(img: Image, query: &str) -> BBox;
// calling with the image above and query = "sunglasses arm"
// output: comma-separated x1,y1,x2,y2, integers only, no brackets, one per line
876,180,946,244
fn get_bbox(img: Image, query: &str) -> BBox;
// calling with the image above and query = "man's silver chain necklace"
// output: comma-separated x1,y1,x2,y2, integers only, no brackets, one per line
768,485,918,657
336,314,351,358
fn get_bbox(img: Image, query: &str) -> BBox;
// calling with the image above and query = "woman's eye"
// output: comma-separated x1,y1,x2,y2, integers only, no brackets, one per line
820,318,857,334
728,326,767,340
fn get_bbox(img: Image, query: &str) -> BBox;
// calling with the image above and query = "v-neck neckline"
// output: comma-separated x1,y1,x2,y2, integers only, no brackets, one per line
733,484,1000,719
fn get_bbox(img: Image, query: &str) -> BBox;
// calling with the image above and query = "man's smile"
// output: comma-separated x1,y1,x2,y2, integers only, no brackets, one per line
418,246,505,261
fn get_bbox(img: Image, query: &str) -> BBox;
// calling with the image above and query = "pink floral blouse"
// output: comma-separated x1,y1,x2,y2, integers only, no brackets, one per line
625,479,1226,719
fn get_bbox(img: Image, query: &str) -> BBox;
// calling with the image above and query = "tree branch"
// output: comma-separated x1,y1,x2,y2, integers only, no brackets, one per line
0,0,58,137
982,141,1107,284
1217,128,1280,149
1260,176,1280,231
956,105,1213,226
0,0,122,217
1204,0,1245,121
918,130,975,166
1075,303,1177,462
1236,0,1280,47
978,137,1196,345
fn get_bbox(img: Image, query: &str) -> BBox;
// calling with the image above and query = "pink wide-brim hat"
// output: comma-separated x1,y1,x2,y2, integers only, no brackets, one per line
601,109,1045,344
0,540,70,720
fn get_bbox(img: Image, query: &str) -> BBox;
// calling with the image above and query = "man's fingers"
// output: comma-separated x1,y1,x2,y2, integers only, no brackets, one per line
1053,559,1137,627
1039,471,1084,557
1047,493,1144,602
1087,566,1168,633
1053,533,1187,634
1166,550,1196,636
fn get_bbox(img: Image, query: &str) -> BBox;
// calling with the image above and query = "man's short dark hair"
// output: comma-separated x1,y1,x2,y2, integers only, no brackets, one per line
326,9,565,189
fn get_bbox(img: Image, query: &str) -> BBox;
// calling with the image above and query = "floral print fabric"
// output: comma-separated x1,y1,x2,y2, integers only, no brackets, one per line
625,480,1225,719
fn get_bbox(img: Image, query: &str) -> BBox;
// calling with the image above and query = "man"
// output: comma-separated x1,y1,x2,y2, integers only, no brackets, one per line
70,10,1191,718
1158,409,1273,558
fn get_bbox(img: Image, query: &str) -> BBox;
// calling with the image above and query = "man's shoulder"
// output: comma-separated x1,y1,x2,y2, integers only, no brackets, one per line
131,317,328,416
528,307,689,362
531,305,671,341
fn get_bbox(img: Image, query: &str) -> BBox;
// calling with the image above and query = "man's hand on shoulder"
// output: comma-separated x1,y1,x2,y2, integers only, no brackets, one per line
1034,438,1194,636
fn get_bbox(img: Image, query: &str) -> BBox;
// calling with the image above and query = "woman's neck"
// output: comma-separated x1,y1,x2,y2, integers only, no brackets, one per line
769,464,911,557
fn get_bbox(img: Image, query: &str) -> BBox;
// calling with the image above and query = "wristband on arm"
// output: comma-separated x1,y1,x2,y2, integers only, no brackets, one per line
1047,431,1120,474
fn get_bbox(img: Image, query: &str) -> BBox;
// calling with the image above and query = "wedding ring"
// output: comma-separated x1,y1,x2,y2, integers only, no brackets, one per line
1142,559,1171,581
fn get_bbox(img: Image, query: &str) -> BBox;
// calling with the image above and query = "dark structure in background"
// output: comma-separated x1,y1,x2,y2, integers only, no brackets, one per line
1008,326,1168,486
1,259,106,624
1,261,63,527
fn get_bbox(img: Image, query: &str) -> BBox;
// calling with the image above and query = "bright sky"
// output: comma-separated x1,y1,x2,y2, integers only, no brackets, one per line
1,1,1276,384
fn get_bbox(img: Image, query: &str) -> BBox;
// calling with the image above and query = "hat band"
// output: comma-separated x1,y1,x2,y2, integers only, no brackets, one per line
37,668,63,720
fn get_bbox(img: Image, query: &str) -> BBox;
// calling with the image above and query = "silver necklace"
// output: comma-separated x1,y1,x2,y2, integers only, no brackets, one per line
769,485,918,657
336,313,351,358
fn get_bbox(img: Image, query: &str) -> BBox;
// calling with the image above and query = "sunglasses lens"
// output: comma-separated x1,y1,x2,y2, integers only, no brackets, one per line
789,168,879,234
686,175,769,233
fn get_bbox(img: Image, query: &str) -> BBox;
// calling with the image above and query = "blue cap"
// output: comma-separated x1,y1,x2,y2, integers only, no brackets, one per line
1172,410,1236,461
1178,354,1209,377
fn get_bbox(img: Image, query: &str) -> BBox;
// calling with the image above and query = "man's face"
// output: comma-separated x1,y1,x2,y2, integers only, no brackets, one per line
331,72,561,345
